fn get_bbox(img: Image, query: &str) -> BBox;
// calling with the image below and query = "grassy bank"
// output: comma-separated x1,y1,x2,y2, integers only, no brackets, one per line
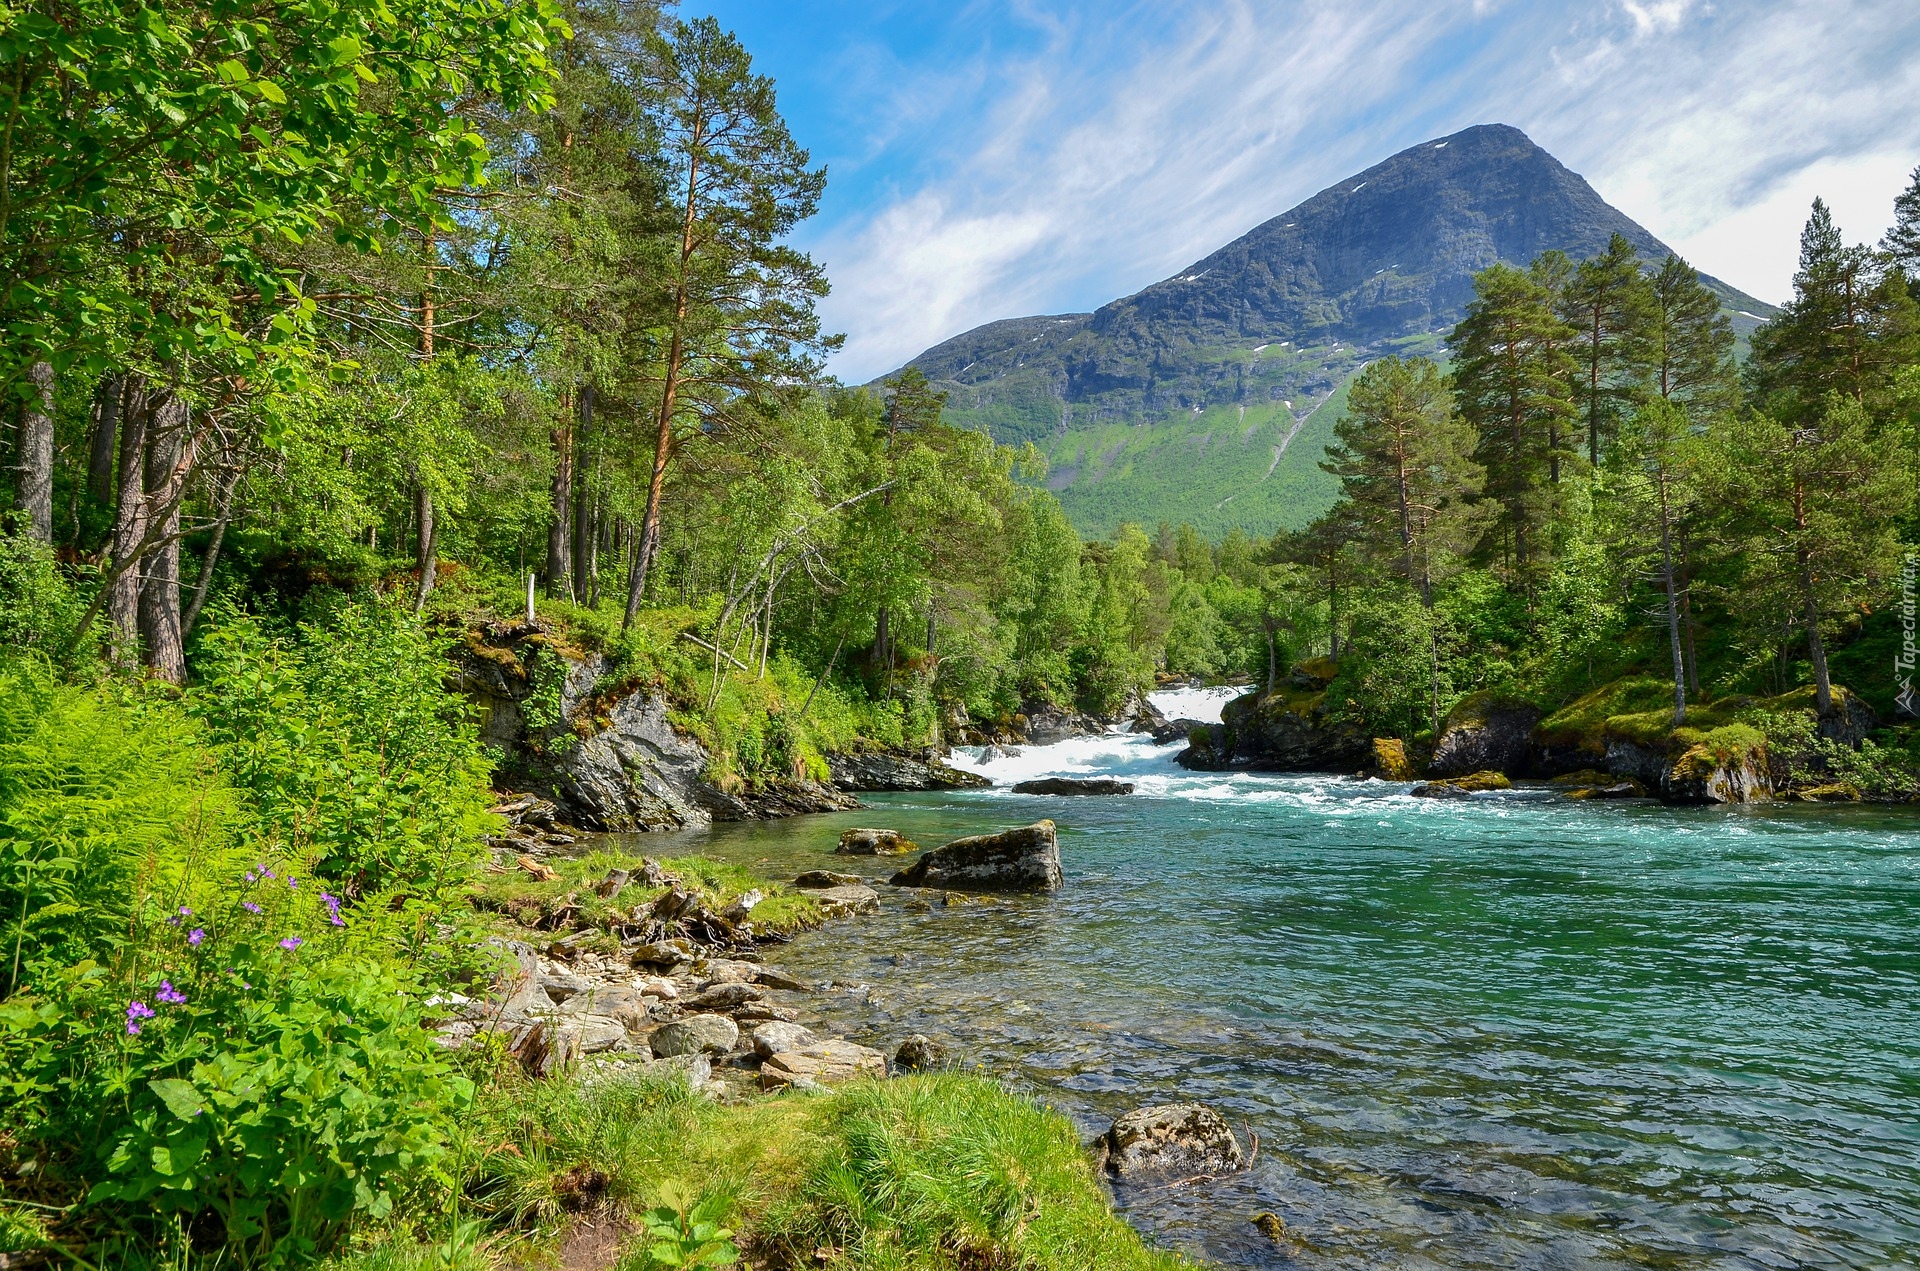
326,1069,1186,1271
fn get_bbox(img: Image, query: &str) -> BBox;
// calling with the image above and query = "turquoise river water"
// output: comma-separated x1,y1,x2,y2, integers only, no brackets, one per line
637,690,1920,1271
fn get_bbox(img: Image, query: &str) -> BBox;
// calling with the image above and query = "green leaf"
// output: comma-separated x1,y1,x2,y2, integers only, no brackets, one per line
149,1078,209,1121
254,78,288,105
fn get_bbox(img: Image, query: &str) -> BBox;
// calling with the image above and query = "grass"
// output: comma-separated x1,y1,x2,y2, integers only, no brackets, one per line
350,1067,1187,1271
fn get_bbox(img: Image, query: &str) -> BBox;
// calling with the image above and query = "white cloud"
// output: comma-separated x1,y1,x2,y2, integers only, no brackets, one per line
811,0,1920,380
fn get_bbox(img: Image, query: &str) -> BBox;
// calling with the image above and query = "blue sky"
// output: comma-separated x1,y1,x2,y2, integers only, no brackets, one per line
694,1,1920,382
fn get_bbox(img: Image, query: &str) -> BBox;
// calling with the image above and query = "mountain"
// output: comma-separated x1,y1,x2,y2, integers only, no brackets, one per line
889,123,1776,538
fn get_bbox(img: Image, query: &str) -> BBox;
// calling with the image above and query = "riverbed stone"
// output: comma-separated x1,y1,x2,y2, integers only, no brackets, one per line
759,1039,888,1090
812,883,882,916
643,1053,712,1086
750,1021,816,1058
836,827,919,855
894,1034,941,1070
1101,1103,1246,1179
793,869,865,888
889,820,1062,893
752,965,812,992
648,1013,739,1058
686,982,762,1011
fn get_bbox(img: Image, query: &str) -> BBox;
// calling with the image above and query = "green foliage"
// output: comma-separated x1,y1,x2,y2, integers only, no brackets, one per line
0,536,86,662
638,1182,739,1269
0,661,234,985
188,599,495,895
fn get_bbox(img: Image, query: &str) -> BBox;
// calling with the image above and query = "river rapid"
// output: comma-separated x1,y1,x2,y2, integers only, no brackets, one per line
638,688,1920,1270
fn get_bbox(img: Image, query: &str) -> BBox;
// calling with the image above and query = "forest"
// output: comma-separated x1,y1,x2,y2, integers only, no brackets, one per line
3,0,1920,1264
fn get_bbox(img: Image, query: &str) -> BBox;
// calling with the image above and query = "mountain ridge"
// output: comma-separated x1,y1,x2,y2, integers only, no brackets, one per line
887,124,1775,538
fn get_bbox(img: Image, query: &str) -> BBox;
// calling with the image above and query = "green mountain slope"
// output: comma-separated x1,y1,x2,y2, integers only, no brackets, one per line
891,124,1775,538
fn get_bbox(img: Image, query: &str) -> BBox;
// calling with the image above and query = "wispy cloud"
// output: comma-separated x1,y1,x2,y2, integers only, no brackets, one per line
758,0,1920,380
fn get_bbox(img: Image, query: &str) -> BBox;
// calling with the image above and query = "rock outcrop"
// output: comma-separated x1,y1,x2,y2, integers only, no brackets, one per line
1176,669,1370,773
1099,1104,1246,1180
826,753,990,792
1427,693,1541,778
1010,777,1135,796
889,820,1063,893
1411,770,1511,798
759,1039,888,1090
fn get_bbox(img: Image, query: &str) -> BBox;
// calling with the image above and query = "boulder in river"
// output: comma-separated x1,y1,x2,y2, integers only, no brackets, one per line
648,1013,739,1058
1411,770,1511,798
1011,777,1135,796
837,827,919,855
1100,1103,1246,1179
811,883,882,917
827,754,990,792
889,820,1062,893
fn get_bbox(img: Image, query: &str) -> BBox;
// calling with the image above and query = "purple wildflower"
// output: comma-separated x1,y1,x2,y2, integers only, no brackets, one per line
188,928,205,947
279,936,302,951
243,902,262,914
167,906,191,927
321,892,344,927
155,980,186,1005
286,876,298,889
125,1000,154,1035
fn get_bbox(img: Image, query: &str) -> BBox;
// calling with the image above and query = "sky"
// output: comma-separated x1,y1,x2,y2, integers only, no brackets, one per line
692,1,1920,383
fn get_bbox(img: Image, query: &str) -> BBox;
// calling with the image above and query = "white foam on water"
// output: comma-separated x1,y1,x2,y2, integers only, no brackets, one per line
1145,685,1242,723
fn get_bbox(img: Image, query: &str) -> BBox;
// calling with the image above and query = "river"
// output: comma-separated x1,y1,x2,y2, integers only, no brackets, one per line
642,688,1920,1270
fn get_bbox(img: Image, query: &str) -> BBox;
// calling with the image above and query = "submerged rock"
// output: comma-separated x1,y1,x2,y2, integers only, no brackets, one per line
811,883,882,916
1411,770,1511,797
1010,777,1134,796
1101,1103,1246,1179
793,868,865,889
889,820,1062,893
836,827,919,856
1565,779,1649,800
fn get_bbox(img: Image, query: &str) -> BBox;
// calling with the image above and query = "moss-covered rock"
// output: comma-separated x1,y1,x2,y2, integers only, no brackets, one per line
1411,770,1511,797
1176,685,1370,772
1429,692,1541,777
1369,737,1419,780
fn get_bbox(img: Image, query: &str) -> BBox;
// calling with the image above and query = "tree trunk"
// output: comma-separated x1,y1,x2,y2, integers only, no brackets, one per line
1658,475,1686,725
88,375,123,504
413,479,436,614
573,386,596,608
1264,615,1278,695
182,467,237,639
18,361,53,542
873,605,890,678
1800,554,1833,715
107,386,151,667
546,392,574,601
138,395,188,683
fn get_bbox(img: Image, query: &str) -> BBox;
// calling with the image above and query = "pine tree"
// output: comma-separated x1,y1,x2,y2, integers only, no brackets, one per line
1447,261,1578,592
1561,233,1655,464
1883,165,1920,275
1648,255,1737,425
1612,399,1702,724
1750,199,1883,419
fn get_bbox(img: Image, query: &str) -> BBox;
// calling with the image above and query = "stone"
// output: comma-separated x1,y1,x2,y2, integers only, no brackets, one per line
1796,782,1863,802
1667,740,1772,804
1566,779,1648,800
1427,693,1542,778
545,687,714,832
631,941,694,970
759,1039,889,1090
1549,768,1617,786
721,889,763,923
826,754,991,792
539,971,594,1002
1411,771,1512,798
904,899,932,914
752,965,812,992
568,984,651,1029
894,1034,940,1070
1150,718,1208,746
571,1015,629,1054
1177,686,1371,773
1368,737,1417,780
1010,777,1134,796
793,869,866,888
836,827,919,856
812,884,882,916
889,820,1062,893
686,982,763,1011
643,1053,712,1086
698,958,760,985
636,976,679,1000
750,1021,817,1058
648,1013,739,1058
1101,1104,1246,1179
731,1003,800,1024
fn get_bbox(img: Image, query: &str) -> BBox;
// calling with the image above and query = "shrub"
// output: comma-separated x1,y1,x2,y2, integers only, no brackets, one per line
0,857,467,1267
189,600,495,896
